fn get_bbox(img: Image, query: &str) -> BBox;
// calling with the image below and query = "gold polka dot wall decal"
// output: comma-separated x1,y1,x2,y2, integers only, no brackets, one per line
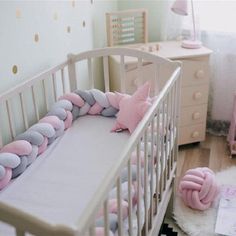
82,21,86,28
12,65,18,74
16,9,21,18
34,33,39,42
67,26,71,33
53,12,58,21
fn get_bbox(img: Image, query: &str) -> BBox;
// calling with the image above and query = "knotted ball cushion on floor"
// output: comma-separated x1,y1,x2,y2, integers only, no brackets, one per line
174,166,236,236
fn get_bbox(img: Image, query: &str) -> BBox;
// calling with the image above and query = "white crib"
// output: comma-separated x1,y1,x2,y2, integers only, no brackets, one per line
0,47,181,236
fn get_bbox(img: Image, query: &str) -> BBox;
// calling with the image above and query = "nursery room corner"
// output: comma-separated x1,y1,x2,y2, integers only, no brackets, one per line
0,0,236,236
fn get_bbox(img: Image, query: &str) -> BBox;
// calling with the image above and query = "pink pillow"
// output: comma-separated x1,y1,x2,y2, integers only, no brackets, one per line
111,82,152,133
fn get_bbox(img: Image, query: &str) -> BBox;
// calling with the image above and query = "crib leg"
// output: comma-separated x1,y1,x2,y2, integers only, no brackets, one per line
165,180,175,219
15,228,25,236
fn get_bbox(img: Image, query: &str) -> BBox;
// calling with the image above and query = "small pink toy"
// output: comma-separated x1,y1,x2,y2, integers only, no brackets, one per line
179,167,218,211
227,93,236,156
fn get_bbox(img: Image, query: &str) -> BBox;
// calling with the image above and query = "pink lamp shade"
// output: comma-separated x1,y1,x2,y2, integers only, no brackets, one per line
171,0,202,49
171,0,188,16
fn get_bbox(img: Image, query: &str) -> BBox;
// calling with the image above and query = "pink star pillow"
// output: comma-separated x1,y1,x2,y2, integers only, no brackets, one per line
111,82,152,133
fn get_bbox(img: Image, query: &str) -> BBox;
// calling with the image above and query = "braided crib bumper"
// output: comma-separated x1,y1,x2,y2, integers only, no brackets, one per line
0,89,120,190
0,85,157,235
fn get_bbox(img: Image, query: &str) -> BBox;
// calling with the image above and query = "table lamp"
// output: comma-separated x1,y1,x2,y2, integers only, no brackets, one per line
171,0,202,49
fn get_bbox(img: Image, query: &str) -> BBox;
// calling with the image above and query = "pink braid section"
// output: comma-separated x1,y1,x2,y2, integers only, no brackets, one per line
0,90,120,190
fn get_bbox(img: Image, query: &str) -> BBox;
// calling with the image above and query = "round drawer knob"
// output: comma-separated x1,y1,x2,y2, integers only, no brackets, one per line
192,112,200,120
192,131,199,138
193,92,202,100
195,70,205,79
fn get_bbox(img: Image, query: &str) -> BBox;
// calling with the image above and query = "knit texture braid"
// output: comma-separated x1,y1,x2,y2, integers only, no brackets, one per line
0,89,119,190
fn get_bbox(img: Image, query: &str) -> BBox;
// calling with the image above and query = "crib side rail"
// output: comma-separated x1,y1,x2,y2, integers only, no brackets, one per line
68,47,173,92
78,64,181,235
0,60,70,148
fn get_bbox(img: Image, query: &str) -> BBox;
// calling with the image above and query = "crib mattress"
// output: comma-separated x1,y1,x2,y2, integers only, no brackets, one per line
0,116,130,232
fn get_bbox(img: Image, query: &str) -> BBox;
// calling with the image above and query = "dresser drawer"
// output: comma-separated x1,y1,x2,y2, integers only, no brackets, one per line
179,124,206,145
124,63,176,96
181,85,209,107
181,58,210,87
180,105,208,126
124,64,157,95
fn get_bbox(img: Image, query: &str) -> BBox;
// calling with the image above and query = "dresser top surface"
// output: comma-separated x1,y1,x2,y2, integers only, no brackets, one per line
111,41,212,65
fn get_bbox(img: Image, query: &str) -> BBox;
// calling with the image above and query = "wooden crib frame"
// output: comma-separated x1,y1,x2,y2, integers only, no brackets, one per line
0,47,181,236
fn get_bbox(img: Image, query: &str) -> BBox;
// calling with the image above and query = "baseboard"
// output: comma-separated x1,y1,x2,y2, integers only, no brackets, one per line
207,119,230,136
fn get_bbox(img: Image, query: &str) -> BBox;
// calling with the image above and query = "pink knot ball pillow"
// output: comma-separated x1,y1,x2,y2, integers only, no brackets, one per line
179,167,218,210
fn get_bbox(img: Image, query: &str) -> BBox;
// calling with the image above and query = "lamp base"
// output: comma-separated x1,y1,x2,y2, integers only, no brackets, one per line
181,40,202,49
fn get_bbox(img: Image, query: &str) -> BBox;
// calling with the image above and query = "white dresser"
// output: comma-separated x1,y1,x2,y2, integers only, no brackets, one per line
109,41,212,145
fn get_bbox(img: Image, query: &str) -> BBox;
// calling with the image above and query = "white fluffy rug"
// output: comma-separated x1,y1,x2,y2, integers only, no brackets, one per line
174,166,236,236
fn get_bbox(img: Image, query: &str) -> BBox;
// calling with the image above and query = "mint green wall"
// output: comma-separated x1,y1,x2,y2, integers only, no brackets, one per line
0,0,117,94
92,1,118,48
117,0,180,42
0,0,118,144
91,0,118,90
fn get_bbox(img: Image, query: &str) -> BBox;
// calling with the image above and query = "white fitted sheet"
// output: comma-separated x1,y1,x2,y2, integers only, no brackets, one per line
0,116,130,232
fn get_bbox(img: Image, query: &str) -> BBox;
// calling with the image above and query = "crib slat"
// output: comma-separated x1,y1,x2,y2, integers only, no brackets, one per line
31,86,40,121
61,68,66,94
42,79,49,112
127,159,133,236
137,57,142,87
0,124,3,148
173,82,177,164
89,222,96,236
136,141,141,236
155,110,160,212
154,62,159,95
119,55,125,93
144,130,148,235
174,79,180,162
68,54,77,91
52,73,57,101
149,119,155,227
169,86,174,169
103,56,110,92
6,100,16,140
162,100,166,191
15,228,25,236
19,93,29,130
117,176,123,236
165,93,170,181
103,199,110,236
88,58,94,89
169,93,172,169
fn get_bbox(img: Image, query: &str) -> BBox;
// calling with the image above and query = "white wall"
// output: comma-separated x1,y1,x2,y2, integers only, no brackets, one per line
0,0,117,93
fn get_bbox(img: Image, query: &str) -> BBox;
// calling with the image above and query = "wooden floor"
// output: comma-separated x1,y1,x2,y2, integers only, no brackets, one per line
177,133,236,182
168,134,236,235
